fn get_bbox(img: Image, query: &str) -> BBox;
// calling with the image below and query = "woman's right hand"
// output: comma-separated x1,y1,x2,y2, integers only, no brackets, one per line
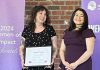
63,61,73,70
21,59,28,69
21,59,25,69
21,59,24,68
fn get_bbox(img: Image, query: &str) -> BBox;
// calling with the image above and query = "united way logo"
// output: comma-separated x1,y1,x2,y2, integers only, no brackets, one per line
88,1,96,11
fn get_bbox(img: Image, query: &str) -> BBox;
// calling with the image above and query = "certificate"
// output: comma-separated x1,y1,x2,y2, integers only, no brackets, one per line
24,46,51,66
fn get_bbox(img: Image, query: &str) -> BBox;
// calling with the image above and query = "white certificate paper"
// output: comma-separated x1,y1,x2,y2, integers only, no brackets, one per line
24,46,51,66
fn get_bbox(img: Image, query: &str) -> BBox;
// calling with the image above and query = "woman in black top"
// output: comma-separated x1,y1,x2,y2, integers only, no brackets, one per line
19,5,58,70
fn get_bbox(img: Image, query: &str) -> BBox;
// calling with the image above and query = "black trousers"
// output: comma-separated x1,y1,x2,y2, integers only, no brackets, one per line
22,64,54,70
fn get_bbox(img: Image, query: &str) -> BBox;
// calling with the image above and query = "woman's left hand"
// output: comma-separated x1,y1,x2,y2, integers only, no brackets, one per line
45,65,51,69
51,59,54,65
44,61,54,69
70,62,78,70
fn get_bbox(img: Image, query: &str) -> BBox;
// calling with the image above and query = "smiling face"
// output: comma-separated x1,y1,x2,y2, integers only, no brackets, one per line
35,10,46,24
73,10,84,26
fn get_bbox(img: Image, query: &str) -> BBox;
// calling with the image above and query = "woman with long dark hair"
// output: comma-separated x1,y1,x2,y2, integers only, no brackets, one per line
59,8,95,70
19,5,58,70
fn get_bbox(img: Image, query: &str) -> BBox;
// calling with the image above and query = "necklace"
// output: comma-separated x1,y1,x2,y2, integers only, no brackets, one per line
75,24,82,30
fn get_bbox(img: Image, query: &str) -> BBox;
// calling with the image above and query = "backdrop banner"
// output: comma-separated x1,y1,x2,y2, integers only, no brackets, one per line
0,0,25,70
81,0,100,70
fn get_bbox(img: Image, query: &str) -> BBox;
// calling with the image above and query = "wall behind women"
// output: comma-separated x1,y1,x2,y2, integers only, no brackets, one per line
25,0,81,70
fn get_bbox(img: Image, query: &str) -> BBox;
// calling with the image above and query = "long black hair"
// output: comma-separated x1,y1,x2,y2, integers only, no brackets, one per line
27,5,50,31
69,8,88,33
